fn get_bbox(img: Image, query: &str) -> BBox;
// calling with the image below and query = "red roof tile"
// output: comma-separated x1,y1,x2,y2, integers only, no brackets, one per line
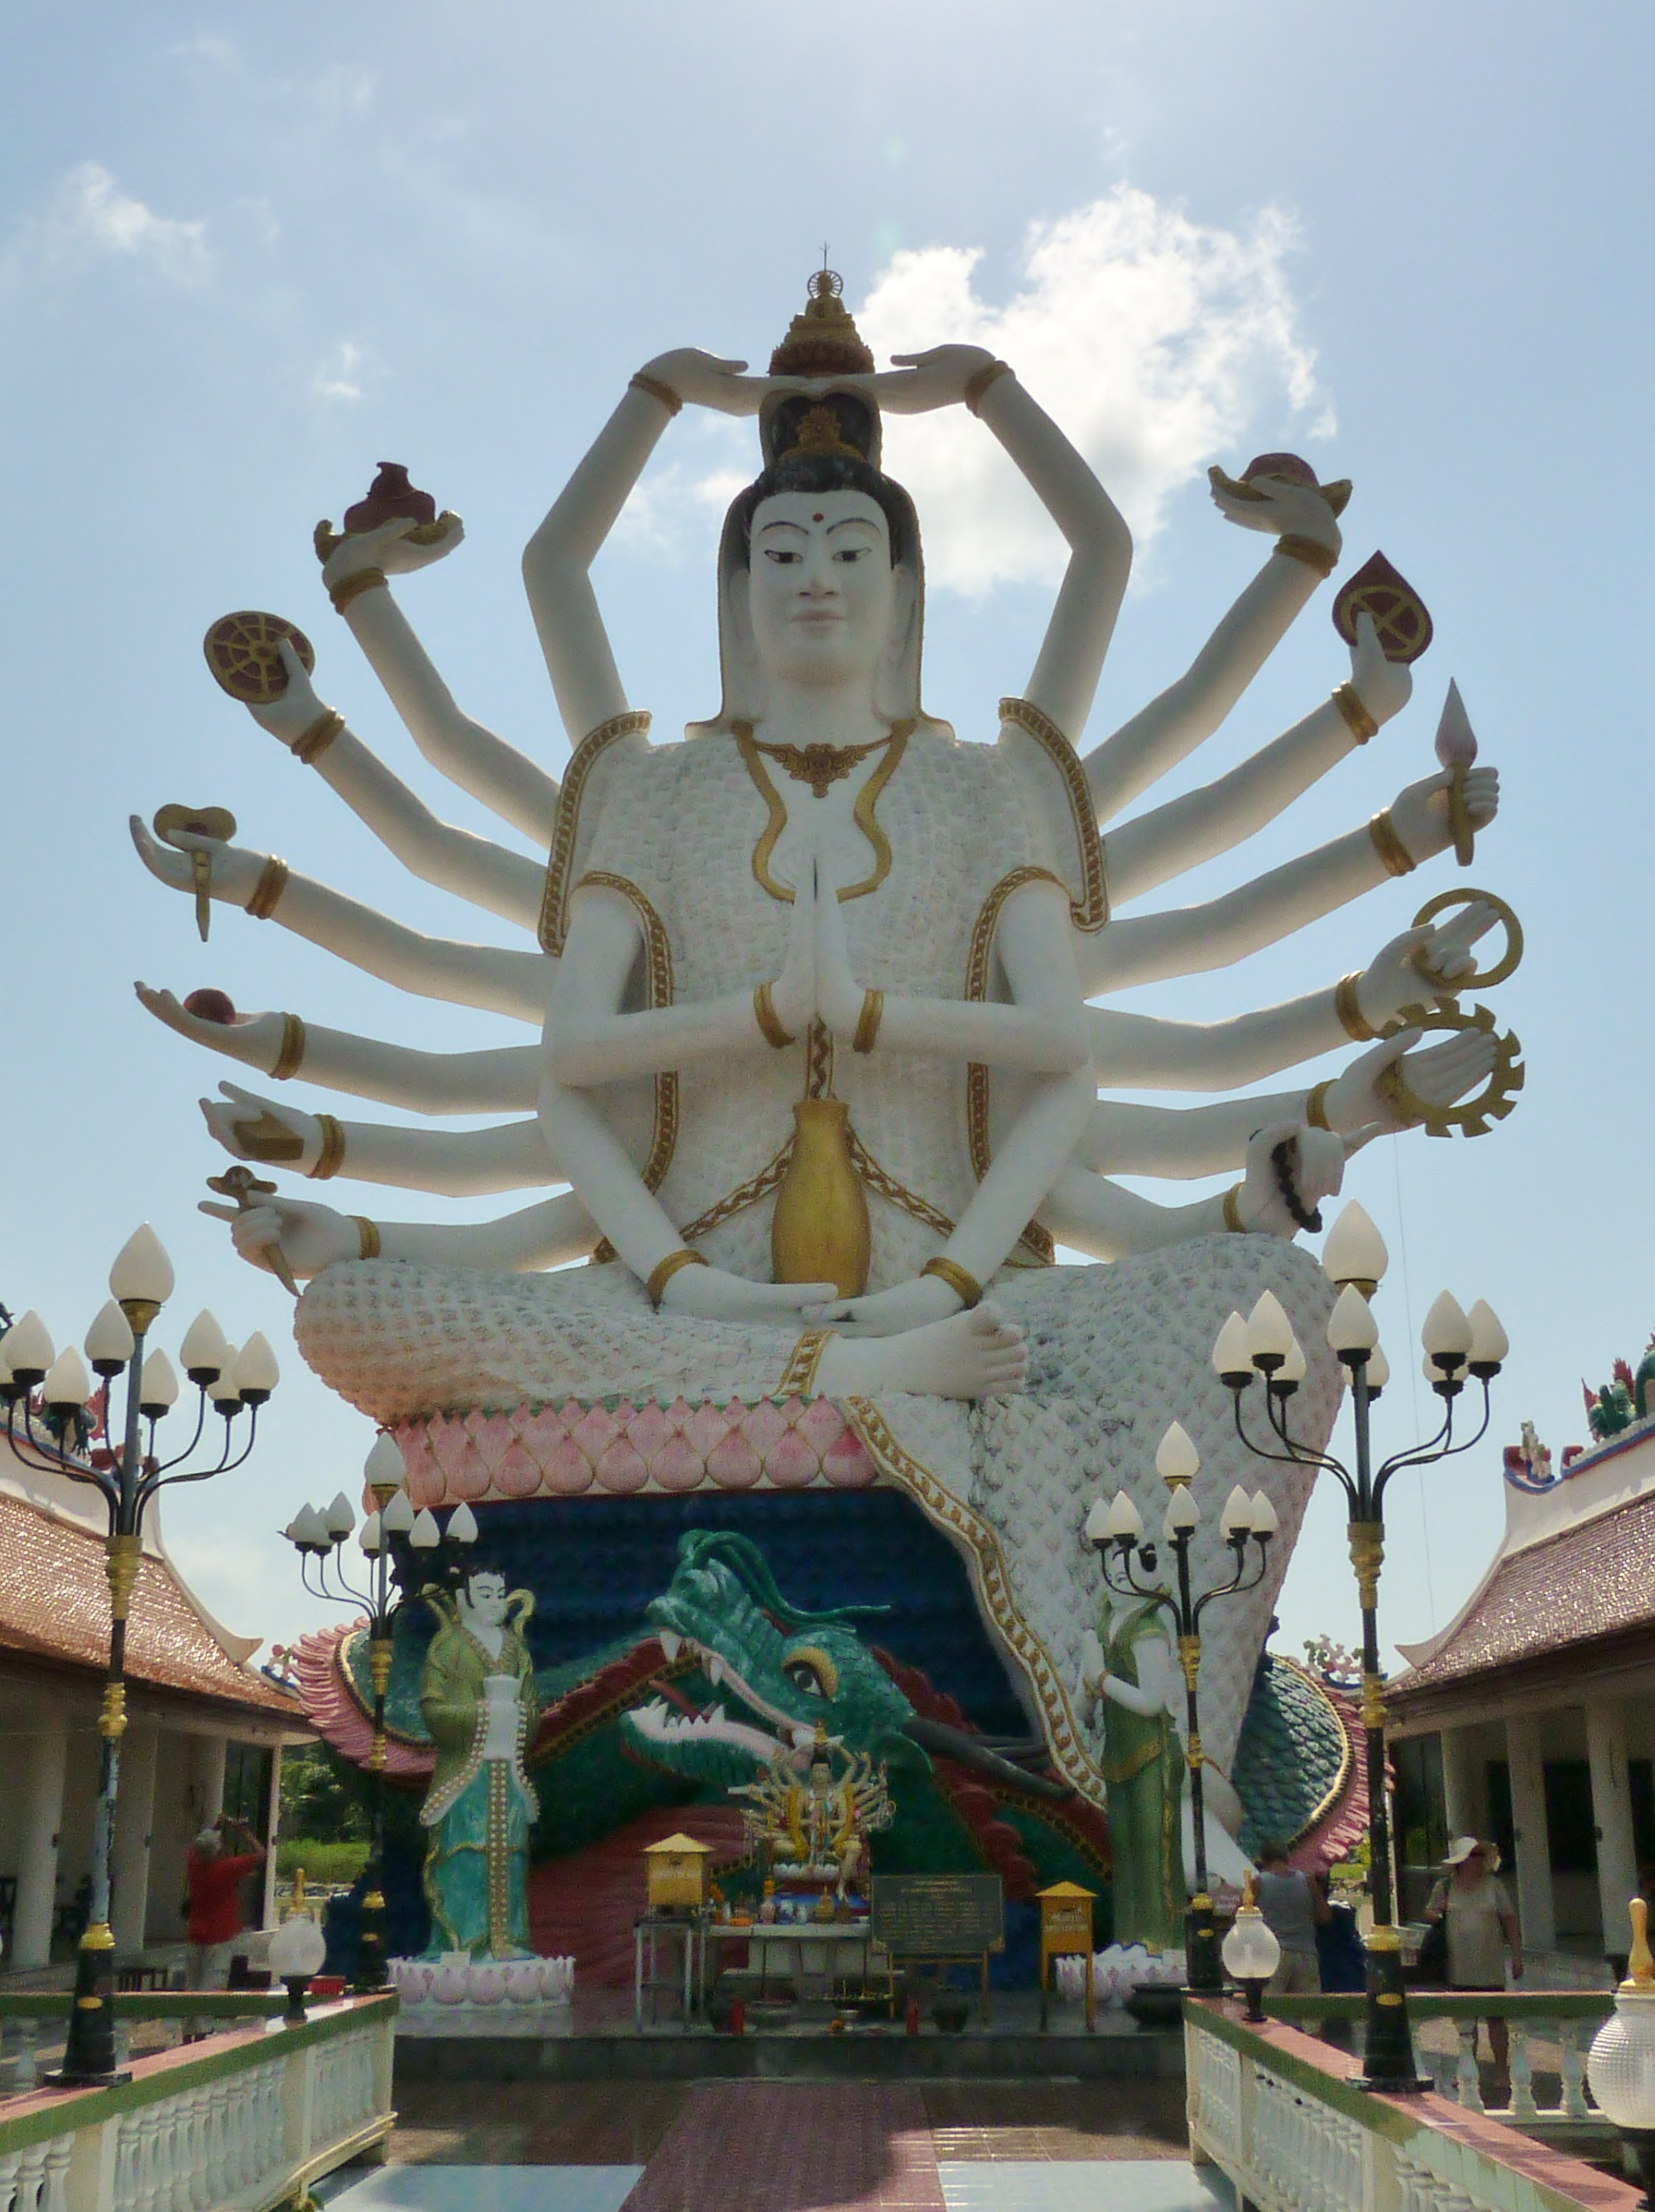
0,1491,301,1717
1392,1489,1655,1696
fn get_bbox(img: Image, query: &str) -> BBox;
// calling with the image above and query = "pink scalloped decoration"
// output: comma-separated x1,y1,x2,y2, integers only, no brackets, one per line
741,1399,789,1459
625,1401,673,1466
650,1432,707,1492
766,1426,819,1489
595,1437,649,1493
823,1429,877,1486
571,1403,619,1467
707,1426,762,1490
520,1404,573,1461
799,1395,851,1454
430,1416,475,1485
683,1400,732,1462
474,1411,518,1474
543,1437,593,1495
494,1440,542,1499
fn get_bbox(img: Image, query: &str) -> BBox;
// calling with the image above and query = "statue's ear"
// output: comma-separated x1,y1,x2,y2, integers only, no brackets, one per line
886,560,918,662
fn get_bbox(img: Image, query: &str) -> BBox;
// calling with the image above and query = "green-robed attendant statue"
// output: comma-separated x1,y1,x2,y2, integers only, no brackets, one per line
418,1567,539,1960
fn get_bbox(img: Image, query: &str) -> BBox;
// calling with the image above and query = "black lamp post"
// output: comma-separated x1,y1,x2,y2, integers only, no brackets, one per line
282,1432,478,1990
1212,1200,1506,2091
1087,1421,1276,1994
1,1228,278,2086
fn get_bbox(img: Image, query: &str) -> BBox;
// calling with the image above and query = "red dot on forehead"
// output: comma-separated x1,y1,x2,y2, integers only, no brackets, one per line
812,512,824,522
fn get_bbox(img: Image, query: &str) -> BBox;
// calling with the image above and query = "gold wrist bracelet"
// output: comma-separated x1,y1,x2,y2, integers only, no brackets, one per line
645,1247,708,1307
1370,809,1418,878
292,708,344,765
922,1255,983,1308
245,856,290,921
271,1012,306,1082
1222,1185,1247,1234
352,1216,381,1261
1274,533,1338,578
329,568,387,616
1331,682,1378,744
754,982,796,1049
1304,1079,1335,1131
308,1114,345,1181
629,371,683,415
852,989,884,1054
963,360,1013,415
1336,972,1381,1043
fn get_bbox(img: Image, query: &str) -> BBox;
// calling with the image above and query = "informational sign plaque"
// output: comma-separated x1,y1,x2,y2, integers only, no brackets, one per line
870,1874,1005,1959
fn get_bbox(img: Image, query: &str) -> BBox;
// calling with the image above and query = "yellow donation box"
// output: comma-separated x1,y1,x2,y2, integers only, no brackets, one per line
1037,1881,1096,2032
644,1833,712,1915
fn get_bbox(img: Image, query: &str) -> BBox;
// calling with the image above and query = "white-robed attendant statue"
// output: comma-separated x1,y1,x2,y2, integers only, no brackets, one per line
132,274,1509,1799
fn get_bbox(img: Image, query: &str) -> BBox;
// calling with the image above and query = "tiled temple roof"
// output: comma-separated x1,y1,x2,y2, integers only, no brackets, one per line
0,1490,300,1718
1391,1488,1655,1698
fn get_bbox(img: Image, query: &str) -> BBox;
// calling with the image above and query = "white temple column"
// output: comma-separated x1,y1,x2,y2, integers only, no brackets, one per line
111,1724,158,1953
1441,1725,1478,1841
12,1705,70,1970
258,1745,282,1931
1587,1699,1638,1959
1506,1715,1555,1953
189,1732,226,1831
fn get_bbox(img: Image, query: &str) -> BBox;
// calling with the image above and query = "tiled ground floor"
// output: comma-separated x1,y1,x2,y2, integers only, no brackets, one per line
320,2080,1234,2212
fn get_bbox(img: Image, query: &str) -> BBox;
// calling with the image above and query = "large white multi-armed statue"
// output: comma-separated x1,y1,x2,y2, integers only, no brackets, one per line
133,276,1513,1843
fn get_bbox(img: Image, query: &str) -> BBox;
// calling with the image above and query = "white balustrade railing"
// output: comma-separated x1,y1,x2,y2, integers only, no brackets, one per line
1187,1998,1632,2212
0,1998,394,2212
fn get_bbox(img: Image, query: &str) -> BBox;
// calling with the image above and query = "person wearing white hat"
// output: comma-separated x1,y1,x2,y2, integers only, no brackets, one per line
1424,1837,1523,2098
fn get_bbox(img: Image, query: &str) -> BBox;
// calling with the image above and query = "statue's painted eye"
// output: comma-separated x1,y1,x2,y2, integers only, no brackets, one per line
782,1645,838,1698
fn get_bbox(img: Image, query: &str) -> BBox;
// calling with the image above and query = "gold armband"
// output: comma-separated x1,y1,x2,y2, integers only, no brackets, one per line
328,568,387,616
645,1248,708,1308
754,982,796,1049
308,1114,345,1182
1331,682,1378,744
629,371,683,415
1304,1079,1335,1132
1369,809,1418,878
292,708,345,765
271,1013,306,1082
245,857,290,922
852,989,884,1054
1274,533,1338,578
1335,972,1381,1043
352,1216,381,1261
922,1255,983,1309
963,360,1014,415
1222,1185,1248,1234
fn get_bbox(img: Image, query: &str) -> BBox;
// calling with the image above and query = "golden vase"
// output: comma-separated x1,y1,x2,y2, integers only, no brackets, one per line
771,1098,870,1298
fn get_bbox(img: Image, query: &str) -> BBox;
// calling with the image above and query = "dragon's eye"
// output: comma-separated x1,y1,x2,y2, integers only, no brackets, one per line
781,1645,838,1699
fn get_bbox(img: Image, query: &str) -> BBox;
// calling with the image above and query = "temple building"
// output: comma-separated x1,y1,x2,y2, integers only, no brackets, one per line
0,1427,307,1973
1387,1410,1655,1968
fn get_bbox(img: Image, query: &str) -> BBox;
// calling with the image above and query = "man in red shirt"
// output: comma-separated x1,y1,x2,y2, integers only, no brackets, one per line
185,1817,266,1989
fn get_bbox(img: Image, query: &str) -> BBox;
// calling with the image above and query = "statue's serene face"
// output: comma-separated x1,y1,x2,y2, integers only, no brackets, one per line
746,491,899,690
461,1571,509,1629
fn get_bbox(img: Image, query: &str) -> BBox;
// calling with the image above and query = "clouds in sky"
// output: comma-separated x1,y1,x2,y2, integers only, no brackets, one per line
861,186,1327,593
36,162,212,286
619,185,1326,596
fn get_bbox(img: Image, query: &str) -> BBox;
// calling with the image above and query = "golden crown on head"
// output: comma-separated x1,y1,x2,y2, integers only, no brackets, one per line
761,269,880,472
770,266,875,378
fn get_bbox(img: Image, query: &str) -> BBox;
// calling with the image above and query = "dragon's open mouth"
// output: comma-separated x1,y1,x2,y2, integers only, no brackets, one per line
629,1628,824,1768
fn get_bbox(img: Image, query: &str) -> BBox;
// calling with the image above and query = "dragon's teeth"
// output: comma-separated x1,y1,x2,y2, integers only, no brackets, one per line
706,1654,725,1686
658,1630,681,1663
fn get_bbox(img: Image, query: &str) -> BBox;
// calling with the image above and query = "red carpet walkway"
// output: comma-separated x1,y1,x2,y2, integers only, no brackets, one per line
618,2084,947,2212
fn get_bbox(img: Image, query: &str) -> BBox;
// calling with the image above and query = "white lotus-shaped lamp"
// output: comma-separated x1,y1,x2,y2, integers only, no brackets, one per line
1587,1898,1655,2198
1221,1873,1281,2020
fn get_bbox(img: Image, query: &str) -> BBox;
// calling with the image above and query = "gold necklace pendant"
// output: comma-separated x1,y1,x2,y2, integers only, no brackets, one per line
752,737,886,800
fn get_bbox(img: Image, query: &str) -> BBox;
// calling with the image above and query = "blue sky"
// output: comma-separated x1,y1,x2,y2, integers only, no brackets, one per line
1,2,1648,1675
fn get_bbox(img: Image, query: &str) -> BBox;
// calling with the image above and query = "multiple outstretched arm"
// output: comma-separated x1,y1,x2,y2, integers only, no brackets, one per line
1082,763,1500,995
205,1188,596,1281
198,1082,555,1194
321,518,562,843
129,818,550,1021
135,986,537,1112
